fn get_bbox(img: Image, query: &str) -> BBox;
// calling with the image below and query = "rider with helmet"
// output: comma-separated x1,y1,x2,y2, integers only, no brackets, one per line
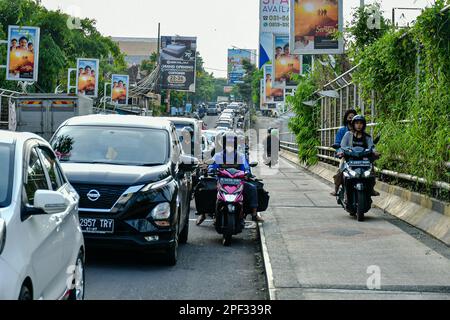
334,115,380,196
196,133,264,225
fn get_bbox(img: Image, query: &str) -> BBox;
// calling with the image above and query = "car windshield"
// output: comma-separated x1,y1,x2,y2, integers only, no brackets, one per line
0,143,14,207
51,126,169,166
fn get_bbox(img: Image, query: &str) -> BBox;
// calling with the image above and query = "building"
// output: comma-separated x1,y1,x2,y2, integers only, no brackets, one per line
112,37,158,67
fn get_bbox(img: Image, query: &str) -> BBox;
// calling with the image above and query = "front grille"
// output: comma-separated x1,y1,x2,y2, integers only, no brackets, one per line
72,184,129,210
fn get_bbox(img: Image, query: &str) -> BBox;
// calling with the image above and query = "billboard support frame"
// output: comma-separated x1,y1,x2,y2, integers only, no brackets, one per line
67,68,77,94
0,40,6,69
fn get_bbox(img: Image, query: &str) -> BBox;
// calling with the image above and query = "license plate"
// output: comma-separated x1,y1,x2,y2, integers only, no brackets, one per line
220,178,241,185
348,160,371,166
79,218,114,234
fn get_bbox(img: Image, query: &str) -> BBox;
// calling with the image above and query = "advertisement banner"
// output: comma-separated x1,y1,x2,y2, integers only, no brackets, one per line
160,36,197,92
273,34,301,88
290,0,344,55
6,26,40,82
227,49,252,85
263,65,284,103
76,58,99,97
111,74,129,105
259,0,290,68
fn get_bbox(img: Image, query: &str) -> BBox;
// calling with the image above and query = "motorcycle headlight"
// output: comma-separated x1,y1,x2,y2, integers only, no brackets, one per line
149,202,171,220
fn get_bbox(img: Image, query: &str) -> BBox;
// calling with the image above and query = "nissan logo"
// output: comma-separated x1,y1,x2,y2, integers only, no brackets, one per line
87,190,101,202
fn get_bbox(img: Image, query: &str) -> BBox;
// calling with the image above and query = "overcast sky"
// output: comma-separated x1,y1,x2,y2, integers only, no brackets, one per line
41,0,432,78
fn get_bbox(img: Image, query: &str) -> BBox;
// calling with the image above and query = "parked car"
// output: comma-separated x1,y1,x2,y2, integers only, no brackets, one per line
0,130,84,300
50,115,198,265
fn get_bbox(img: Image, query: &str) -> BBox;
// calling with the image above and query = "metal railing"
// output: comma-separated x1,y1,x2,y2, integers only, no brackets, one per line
279,138,450,191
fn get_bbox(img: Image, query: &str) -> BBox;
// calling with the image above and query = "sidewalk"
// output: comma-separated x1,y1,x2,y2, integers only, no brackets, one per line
255,158,450,300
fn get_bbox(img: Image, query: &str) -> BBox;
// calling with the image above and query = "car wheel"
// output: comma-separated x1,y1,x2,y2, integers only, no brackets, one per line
68,251,85,300
18,283,32,300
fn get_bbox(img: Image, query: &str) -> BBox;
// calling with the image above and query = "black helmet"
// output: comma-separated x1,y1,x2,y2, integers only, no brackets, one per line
351,115,367,131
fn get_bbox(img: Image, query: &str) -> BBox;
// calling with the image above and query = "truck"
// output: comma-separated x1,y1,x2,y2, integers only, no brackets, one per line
14,94,93,140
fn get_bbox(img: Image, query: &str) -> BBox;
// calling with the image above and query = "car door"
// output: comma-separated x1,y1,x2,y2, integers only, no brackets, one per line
21,144,64,299
171,128,189,225
37,146,79,274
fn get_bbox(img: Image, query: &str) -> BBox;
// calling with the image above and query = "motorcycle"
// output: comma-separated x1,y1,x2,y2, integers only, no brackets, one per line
195,162,261,246
336,146,377,222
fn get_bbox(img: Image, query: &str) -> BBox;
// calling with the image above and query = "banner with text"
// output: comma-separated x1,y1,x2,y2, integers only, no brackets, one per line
264,65,284,103
227,49,252,85
259,0,290,68
160,36,197,92
273,34,301,88
6,26,40,82
76,58,99,98
290,0,343,54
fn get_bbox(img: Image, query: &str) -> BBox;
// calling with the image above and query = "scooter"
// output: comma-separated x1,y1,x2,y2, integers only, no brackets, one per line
214,167,248,246
337,146,377,222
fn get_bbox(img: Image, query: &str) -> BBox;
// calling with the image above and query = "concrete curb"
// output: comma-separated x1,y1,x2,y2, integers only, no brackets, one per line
280,150,450,246
257,221,276,300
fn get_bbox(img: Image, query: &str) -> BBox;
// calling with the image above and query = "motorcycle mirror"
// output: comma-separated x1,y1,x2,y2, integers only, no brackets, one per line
249,161,258,168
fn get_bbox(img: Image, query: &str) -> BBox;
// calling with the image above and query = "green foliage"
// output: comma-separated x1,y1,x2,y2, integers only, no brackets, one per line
287,74,320,165
289,0,449,187
346,2,390,52
234,59,255,104
0,0,127,93
353,0,450,185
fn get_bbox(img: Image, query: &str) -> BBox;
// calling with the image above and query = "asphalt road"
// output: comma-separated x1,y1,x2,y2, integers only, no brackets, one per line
84,115,267,300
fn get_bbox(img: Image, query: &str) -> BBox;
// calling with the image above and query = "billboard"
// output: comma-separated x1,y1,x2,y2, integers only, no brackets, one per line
6,26,40,82
273,34,301,88
76,58,99,97
160,36,197,92
259,0,290,68
263,65,284,103
227,49,252,85
290,0,344,54
111,74,129,105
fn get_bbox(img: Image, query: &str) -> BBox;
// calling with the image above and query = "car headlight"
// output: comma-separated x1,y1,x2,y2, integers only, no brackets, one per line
364,170,372,177
347,168,357,177
0,218,6,255
141,177,172,192
149,202,171,220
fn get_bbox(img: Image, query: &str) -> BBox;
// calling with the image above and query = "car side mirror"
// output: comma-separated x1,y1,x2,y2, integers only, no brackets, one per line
33,190,68,214
249,161,258,168
180,154,199,171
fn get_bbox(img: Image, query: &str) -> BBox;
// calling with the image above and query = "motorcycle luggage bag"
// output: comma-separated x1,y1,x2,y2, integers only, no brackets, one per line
244,180,270,213
194,177,217,214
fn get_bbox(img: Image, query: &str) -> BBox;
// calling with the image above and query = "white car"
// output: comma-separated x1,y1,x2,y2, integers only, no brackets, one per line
0,131,84,300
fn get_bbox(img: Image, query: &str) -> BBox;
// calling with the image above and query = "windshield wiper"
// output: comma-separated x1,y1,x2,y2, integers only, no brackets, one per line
137,163,164,167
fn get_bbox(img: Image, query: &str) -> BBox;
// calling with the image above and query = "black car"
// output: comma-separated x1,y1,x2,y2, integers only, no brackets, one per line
50,115,198,265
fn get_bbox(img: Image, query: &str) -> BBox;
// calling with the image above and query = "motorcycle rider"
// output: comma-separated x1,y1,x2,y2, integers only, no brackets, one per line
337,115,380,196
331,109,357,196
196,133,264,225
